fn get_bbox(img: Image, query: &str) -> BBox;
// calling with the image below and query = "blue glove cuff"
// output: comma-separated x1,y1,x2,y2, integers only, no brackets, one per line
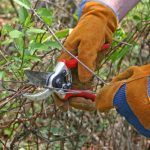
113,76,150,137
79,0,118,20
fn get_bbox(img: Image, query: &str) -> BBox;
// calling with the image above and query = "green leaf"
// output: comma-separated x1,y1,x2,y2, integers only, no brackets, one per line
73,13,78,22
133,15,141,21
1,24,13,35
19,7,28,24
14,0,31,9
54,144,61,149
27,28,46,34
51,127,60,135
9,30,24,39
1,39,13,46
45,41,61,49
29,42,49,52
15,37,24,52
110,46,130,63
55,29,69,39
24,15,32,27
113,28,127,41
37,8,53,26
29,41,61,53
4,128,12,137
0,59,7,66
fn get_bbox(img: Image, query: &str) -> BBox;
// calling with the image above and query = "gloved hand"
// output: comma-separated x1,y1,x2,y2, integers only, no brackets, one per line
53,1,117,111
58,1,118,82
96,64,150,137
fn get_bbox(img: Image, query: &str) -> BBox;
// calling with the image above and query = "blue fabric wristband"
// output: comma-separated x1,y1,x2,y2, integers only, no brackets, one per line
113,76,150,137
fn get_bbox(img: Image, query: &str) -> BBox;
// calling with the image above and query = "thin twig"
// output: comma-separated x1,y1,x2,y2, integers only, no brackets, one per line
31,8,106,84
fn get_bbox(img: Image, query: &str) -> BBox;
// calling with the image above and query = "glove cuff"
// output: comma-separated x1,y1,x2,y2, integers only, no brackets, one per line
113,80,150,138
79,0,119,21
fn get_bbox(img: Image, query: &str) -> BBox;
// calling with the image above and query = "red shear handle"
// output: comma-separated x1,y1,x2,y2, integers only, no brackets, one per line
60,43,110,69
64,91,96,102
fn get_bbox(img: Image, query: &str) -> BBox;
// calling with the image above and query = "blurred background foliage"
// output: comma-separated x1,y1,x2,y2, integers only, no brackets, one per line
0,0,150,149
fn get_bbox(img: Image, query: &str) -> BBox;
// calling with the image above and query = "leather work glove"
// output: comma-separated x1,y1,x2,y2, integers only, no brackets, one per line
96,64,150,137
58,1,118,82
53,1,118,111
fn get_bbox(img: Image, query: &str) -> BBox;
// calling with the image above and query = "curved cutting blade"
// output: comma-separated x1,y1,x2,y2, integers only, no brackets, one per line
23,89,52,101
25,70,53,87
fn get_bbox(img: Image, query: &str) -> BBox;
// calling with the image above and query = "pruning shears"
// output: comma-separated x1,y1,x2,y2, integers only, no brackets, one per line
23,44,110,101
23,58,96,101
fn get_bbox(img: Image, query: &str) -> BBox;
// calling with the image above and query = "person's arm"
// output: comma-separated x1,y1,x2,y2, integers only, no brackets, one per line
80,0,141,21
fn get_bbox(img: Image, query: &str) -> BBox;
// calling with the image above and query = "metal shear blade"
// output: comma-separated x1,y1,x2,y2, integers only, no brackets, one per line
24,70,54,101
25,70,53,87
23,89,53,101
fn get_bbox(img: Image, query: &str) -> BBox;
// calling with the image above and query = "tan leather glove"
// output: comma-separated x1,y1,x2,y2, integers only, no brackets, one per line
53,2,118,111
96,64,150,137
58,2,118,82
